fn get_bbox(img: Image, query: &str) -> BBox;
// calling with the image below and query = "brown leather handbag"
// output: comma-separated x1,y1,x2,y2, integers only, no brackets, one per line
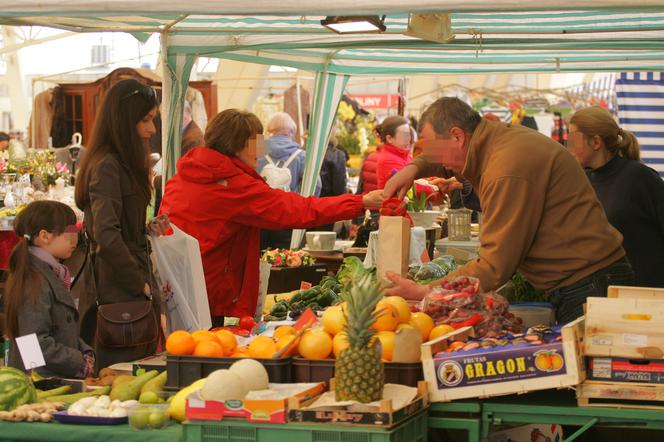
96,299,159,348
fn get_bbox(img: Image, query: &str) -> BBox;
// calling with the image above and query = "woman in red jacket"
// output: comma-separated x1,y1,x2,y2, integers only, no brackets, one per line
376,116,413,189
160,109,384,323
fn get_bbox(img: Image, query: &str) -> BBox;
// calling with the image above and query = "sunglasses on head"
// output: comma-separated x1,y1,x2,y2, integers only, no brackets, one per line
122,85,157,101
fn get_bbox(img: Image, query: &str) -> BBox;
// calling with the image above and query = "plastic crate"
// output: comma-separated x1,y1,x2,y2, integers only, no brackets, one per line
293,357,423,387
182,410,428,442
166,355,292,389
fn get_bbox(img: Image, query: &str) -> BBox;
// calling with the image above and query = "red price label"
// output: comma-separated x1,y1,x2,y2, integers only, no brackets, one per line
300,281,312,290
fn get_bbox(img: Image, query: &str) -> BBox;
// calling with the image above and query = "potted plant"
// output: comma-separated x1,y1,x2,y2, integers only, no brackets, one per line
406,184,440,228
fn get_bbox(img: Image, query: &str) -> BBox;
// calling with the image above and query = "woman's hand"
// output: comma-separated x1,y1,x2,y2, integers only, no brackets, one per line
148,213,170,237
362,190,385,209
385,271,429,301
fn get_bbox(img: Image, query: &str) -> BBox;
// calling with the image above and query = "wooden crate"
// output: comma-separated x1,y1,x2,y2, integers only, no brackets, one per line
585,296,664,360
578,380,664,410
421,318,585,402
608,285,664,300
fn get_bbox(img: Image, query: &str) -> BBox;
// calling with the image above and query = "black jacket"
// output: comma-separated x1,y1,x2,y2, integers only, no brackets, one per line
588,156,664,287
320,144,348,197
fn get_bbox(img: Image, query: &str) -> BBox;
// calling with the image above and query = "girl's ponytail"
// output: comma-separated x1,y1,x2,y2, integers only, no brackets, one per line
617,129,641,161
4,236,37,338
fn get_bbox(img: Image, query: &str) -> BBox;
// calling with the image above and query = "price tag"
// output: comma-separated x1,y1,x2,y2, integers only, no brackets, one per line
15,333,45,370
300,281,312,290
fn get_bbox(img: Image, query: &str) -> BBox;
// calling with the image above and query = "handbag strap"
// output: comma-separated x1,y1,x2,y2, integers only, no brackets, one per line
70,229,90,290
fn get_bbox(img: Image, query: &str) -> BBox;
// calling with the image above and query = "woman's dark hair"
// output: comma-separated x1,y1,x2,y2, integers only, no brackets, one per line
4,201,77,338
75,79,158,209
376,116,409,142
204,109,264,156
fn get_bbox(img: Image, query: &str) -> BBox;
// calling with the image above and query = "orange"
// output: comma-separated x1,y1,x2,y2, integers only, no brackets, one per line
191,330,220,346
166,330,196,355
429,324,455,341
332,332,350,358
230,347,250,358
375,331,395,361
276,335,300,357
273,325,297,340
551,354,564,371
382,296,412,324
535,353,552,371
409,312,434,341
298,329,333,359
321,305,347,336
248,336,278,359
214,329,238,355
193,340,225,357
371,302,399,332
447,341,466,352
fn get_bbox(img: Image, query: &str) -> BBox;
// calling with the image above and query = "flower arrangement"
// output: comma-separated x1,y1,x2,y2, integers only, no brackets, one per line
261,248,316,268
5,150,71,190
335,101,378,156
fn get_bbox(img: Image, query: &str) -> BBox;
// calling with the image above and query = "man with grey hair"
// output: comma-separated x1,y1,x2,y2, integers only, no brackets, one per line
257,112,321,250
384,97,633,323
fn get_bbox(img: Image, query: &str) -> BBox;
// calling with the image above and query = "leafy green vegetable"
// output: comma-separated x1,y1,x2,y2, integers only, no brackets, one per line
508,272,547,303
336,256,367,287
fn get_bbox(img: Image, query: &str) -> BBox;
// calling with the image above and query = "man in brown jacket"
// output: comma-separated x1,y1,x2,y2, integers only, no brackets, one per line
385,97,634,323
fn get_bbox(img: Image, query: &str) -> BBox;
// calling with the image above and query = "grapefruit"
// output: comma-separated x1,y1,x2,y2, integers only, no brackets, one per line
321,306,347,336
248,336,278,359
429,324,455,341
409,312,435,341
383,296,412,324
375,331,395,361
371,302,399,332
298,329,333,359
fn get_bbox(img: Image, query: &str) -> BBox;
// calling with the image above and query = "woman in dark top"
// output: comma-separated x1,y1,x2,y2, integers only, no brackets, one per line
569,106,664,288
75,79,167,369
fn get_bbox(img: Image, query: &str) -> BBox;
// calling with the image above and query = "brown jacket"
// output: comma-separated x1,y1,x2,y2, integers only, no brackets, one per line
80,154,150,312
414,120,625,292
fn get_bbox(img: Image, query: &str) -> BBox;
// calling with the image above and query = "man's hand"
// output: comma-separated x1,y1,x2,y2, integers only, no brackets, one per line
385,271,429,301
383,164,419,200
429,177,464,195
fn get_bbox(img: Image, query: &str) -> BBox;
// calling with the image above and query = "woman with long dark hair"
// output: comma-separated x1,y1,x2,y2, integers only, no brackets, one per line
75,78,165,369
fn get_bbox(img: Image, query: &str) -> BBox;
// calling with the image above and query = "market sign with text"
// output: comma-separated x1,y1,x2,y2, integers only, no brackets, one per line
348,94,400,109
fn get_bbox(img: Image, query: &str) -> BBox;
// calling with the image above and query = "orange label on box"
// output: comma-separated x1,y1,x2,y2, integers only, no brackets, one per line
300,281,312,290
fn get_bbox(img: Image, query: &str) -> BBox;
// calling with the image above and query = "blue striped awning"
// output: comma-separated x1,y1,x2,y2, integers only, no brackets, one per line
616,72,664,177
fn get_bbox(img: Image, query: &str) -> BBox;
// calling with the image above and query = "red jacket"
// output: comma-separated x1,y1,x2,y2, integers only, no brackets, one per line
376,143,412,189
360,150,379,193
160,147,364,318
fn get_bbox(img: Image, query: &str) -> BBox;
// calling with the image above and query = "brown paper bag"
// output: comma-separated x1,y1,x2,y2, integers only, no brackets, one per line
377,216,411,284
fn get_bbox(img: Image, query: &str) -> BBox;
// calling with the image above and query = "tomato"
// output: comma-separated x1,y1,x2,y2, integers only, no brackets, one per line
239,316,256,331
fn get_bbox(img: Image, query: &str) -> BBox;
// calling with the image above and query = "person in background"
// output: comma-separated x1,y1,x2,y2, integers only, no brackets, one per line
75,79,169,369
356,147,379,194
257,112,321,249
159,109,384,324
569,106,664,288
313,124,349,232
181,101,205,157
0,132,9,152
383,97,633,324
375,116,413,189
4,201,94,378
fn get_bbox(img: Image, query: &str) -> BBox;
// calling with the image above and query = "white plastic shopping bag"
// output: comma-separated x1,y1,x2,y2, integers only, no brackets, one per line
150,224,211,333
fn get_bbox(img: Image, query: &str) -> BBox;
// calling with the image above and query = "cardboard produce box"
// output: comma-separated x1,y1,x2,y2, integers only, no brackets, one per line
585,295,664,360
185,382,325,423
422,318,585,402
287,380,428,428
588,356,664,384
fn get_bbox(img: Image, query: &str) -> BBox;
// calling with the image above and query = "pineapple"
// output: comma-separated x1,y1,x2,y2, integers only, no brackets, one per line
335,274,385,403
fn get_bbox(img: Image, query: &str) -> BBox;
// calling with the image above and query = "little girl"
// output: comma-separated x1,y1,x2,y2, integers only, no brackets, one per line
3,200,94,378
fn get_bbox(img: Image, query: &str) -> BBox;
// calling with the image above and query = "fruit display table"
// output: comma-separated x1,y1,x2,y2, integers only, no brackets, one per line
429,389,664,442
0,420,182,442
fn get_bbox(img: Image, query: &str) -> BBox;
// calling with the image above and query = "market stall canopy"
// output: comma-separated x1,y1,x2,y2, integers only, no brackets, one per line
3,10,664,72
